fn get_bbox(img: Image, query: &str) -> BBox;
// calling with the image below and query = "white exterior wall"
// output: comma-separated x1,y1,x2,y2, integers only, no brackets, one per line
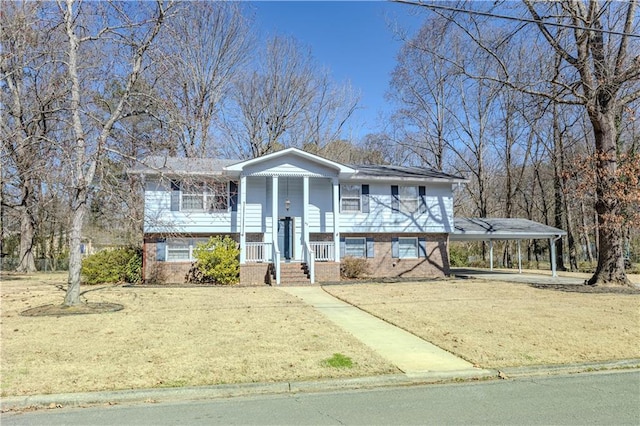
308,177,334,233
245,176,266,233
338,182,454,233
143,178,235,234
143,176,454,236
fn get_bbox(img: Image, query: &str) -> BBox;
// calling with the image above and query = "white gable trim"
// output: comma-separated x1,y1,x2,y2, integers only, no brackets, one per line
224,147,356,177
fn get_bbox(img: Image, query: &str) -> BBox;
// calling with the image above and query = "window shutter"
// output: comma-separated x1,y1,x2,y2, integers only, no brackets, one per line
391,237,399,258
338,184,342,213
391,185,399,212
366,237,375,258
170,180,180,211
419,186,427,214
156,239,166,262
418,237,427,258
361,184,370,213
230,181,238,212
340,237,346,258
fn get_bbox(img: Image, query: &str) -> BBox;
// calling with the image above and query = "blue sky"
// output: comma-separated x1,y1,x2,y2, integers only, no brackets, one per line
249,1,426,139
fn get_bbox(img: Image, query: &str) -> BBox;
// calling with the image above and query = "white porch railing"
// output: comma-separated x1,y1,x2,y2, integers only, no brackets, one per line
245,242,271,263
303,241,315,284
310,242,334,261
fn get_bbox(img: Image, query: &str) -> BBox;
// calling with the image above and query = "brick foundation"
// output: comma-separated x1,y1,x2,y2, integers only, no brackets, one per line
240,263,271,285
143,233,450,284
314,262,340,282
342,233,450,279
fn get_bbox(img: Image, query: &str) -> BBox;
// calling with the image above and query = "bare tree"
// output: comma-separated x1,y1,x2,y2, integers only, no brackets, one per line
1,2,64,272
228,36,359,158
388,17,460,170
56,0,171,305
397,0,640,285
157,2,251,158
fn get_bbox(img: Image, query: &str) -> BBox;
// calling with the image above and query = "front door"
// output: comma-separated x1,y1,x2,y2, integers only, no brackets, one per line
278,217,293,260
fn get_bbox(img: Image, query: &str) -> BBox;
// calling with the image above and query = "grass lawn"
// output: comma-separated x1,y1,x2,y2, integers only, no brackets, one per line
0,273,396,397
324,279,640,368
2,272,639,397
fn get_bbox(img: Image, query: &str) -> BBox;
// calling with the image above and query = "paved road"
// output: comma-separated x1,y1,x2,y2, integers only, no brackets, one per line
3,371,639,425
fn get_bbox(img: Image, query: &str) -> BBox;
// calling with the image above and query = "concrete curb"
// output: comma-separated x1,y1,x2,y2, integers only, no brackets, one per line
499,359,640,378
2,361,638,411
0,370,492,411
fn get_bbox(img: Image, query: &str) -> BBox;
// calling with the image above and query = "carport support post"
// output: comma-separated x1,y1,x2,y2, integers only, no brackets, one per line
489,240,494,271
550,237,557,277
517,240,522,273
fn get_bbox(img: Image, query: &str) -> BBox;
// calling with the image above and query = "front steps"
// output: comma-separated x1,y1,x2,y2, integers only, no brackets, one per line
269,262,312,286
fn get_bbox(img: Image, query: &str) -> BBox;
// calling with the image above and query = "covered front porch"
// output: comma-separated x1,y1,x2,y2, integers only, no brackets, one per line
226,149,355,285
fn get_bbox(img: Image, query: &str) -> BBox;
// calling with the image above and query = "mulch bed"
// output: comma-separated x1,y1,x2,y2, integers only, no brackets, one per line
528,283,640,294
21,302,124,317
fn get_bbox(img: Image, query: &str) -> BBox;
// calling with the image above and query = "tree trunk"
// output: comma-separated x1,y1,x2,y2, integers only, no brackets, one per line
580,201,594,263
64,197,86,306
587,109,629,285
16,207,37,272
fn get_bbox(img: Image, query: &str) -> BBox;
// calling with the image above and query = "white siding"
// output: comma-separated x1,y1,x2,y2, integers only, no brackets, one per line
338,182,453,233
245,177,266,232
308,177,334,233
143,178,236,234
144,176,455,236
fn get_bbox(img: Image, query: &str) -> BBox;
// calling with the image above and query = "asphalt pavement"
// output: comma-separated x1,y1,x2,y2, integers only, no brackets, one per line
3,371,639,425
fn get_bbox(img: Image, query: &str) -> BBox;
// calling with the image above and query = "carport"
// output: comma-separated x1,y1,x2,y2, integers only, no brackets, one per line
450,218,567,277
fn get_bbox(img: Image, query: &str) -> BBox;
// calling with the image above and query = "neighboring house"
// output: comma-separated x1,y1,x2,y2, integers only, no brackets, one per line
132,148,467,285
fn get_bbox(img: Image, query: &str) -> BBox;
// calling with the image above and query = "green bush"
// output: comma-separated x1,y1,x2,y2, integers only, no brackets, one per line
189,236,239,285
448,245,468,267
81,247,142,284
340,256,369,279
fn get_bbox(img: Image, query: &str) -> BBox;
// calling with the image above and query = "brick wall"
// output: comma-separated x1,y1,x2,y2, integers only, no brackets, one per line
240,263,271,285
143,232,450,284
314,262,340,282
342,233,450,279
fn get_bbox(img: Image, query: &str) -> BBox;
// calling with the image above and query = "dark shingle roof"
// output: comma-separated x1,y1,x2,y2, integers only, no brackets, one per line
451,218,566,240
130,155,466,183
130,156,239,176
350,164,466,181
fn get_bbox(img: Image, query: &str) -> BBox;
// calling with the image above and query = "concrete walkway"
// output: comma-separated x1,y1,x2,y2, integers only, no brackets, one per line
280,287,482,377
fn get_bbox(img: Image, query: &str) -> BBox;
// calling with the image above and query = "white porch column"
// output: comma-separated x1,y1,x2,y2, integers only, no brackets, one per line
517,239,522,273
239,175,247,264
550,237,557,277
489,240,494,271
272,176,279,246
332,177,340,262
303,176,309,245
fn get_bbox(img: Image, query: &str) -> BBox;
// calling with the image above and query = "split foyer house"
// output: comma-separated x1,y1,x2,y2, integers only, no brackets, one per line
134,147,469,285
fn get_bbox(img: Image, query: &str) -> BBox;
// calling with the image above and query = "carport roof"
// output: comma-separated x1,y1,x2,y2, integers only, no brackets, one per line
451,218,567,241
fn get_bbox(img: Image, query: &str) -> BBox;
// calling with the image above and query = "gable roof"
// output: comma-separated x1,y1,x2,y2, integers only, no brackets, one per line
224,147,356,176
130,149,466,183
451,218,566,241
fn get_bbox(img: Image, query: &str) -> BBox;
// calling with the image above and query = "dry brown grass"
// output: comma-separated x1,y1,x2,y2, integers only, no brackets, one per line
0,273,396,397
324,279,640,368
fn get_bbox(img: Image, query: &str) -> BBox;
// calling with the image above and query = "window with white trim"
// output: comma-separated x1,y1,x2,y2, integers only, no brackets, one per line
181,182,228,212
399,186,419,213
166,239,191,261
345,237,366,258
165,238,208,262
398,237,418,259
341,184,361,212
